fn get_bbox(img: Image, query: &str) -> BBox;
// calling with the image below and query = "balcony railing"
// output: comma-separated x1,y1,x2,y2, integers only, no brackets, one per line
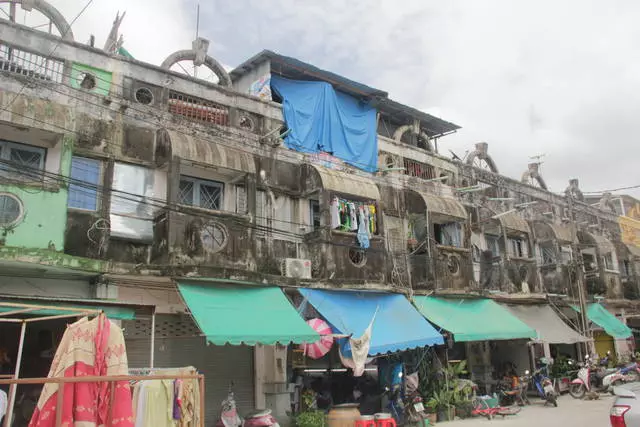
0,42,64,83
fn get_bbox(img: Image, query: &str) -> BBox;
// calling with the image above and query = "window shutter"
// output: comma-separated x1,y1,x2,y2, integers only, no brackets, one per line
236,186,247,214
256,190,266,235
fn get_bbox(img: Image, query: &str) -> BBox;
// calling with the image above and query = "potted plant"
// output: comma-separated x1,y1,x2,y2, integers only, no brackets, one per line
428,389,455,422
452,385,474,419
295,390,326,427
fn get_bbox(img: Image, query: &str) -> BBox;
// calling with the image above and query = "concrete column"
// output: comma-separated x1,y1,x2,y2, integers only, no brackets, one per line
254,345,290,423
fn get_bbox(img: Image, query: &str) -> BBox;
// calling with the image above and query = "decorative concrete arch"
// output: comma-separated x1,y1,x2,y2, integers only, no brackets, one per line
466,142,499,173
521,163,548,190
393,124,434,151
160,37,231,87
0,0,74,41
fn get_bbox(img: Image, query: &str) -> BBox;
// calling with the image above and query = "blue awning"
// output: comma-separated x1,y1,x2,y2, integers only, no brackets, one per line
299,289,444,355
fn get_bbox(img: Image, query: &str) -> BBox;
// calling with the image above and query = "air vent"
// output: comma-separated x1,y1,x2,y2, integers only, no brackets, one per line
281,258,312,279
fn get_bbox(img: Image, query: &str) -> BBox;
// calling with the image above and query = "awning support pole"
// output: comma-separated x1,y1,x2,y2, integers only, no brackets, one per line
150,311,156,368
5,320,27,427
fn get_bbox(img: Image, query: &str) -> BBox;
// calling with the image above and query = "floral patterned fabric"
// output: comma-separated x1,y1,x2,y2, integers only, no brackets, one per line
29,314,134,427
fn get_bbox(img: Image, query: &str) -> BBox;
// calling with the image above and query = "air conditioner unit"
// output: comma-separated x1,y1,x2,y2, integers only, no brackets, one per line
282,258,312,279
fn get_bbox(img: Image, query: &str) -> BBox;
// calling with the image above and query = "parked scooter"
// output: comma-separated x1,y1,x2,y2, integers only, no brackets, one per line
601,362,640,393
216,387,279,427
569,358,619,398
525,360,557,407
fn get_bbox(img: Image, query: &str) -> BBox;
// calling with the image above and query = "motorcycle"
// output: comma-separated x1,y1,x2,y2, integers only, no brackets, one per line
602,362,640,393
525,362,557,407
569,360,619,398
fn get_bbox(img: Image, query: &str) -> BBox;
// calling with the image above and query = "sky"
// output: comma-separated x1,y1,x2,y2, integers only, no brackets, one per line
9,0,640,198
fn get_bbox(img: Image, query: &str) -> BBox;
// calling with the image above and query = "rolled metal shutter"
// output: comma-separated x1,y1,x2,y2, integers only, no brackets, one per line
203,344,255,422
123,315,255,424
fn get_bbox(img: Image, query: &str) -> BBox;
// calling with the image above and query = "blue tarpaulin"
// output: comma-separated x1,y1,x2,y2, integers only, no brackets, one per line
299,289,443,356
270,75,378,172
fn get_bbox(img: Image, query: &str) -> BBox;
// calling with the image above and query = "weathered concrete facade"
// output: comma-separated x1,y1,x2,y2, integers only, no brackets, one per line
0,16,637,308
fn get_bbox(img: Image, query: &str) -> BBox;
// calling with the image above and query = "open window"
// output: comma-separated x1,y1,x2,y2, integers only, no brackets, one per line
507,236,528,258
486,235,501,257
330,196,378,235
309,199,320,230
433,222,462,247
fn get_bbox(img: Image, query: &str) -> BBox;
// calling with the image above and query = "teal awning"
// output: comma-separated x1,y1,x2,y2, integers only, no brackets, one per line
573,303,632,339
177,282,319,345
413,297,537,342
0,298,138,320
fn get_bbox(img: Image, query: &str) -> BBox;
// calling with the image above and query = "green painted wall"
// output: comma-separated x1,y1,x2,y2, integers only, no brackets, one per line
70,63,113,97
0,136,73,250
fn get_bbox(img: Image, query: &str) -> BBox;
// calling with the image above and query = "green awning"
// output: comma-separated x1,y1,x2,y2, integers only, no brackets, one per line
413,296,537,342
0,298,137,320
573,303,632,339
177,282,319,345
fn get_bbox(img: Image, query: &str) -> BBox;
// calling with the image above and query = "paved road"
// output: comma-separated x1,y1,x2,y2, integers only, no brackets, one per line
446,394,613,426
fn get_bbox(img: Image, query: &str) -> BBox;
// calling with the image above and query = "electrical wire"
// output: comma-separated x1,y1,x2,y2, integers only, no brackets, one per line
4,49,626,214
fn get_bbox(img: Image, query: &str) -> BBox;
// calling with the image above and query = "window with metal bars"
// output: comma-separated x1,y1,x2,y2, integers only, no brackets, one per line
168,91,229,125
403,158,436,179
178,176,224,210
0,140,46,180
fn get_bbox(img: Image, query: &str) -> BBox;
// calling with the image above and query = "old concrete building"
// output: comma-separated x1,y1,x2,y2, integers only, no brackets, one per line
0,2,638,422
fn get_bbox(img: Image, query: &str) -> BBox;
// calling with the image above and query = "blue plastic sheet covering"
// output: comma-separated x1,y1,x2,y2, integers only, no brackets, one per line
299,289,443,356
270,75,378,172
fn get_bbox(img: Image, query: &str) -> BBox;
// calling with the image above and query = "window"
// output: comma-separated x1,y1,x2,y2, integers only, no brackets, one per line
110,163,158,241
434,222,462,247
560,246,573,264
623,260,632,277
486,235,500,257
540,245,556,265
349,248,367,267
403,158,436,179
508,238,525,258
0,140,45,178
0,193,23,226
179,176,223,210
236,186,247,214
68,156,100,210
604,253,615,270
310,200,320,229
472,244,481,263
201,222,228,253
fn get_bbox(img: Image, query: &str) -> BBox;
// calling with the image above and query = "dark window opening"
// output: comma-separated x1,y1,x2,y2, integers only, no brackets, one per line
310,200,320,229
434,222,462,247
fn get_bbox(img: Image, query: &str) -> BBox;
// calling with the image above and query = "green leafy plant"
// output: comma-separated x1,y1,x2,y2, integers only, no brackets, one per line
295,390,325,427
427,389,454,411
295,411,326,427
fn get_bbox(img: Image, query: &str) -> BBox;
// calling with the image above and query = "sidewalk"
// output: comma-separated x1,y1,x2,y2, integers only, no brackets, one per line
444,394,613,426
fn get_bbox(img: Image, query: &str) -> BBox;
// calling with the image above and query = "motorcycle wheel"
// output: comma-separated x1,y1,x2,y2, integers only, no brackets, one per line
569,383,586,399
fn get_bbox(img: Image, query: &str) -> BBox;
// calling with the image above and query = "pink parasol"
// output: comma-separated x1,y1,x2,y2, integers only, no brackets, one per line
299,318,334,359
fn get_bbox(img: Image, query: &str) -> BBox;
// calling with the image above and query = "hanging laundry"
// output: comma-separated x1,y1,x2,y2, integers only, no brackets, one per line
330,197,341,229
357,207,370,249
369,205,377,234
349,202,358,231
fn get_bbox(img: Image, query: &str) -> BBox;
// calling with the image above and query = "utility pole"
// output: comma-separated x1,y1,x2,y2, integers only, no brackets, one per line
568,195,591,358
